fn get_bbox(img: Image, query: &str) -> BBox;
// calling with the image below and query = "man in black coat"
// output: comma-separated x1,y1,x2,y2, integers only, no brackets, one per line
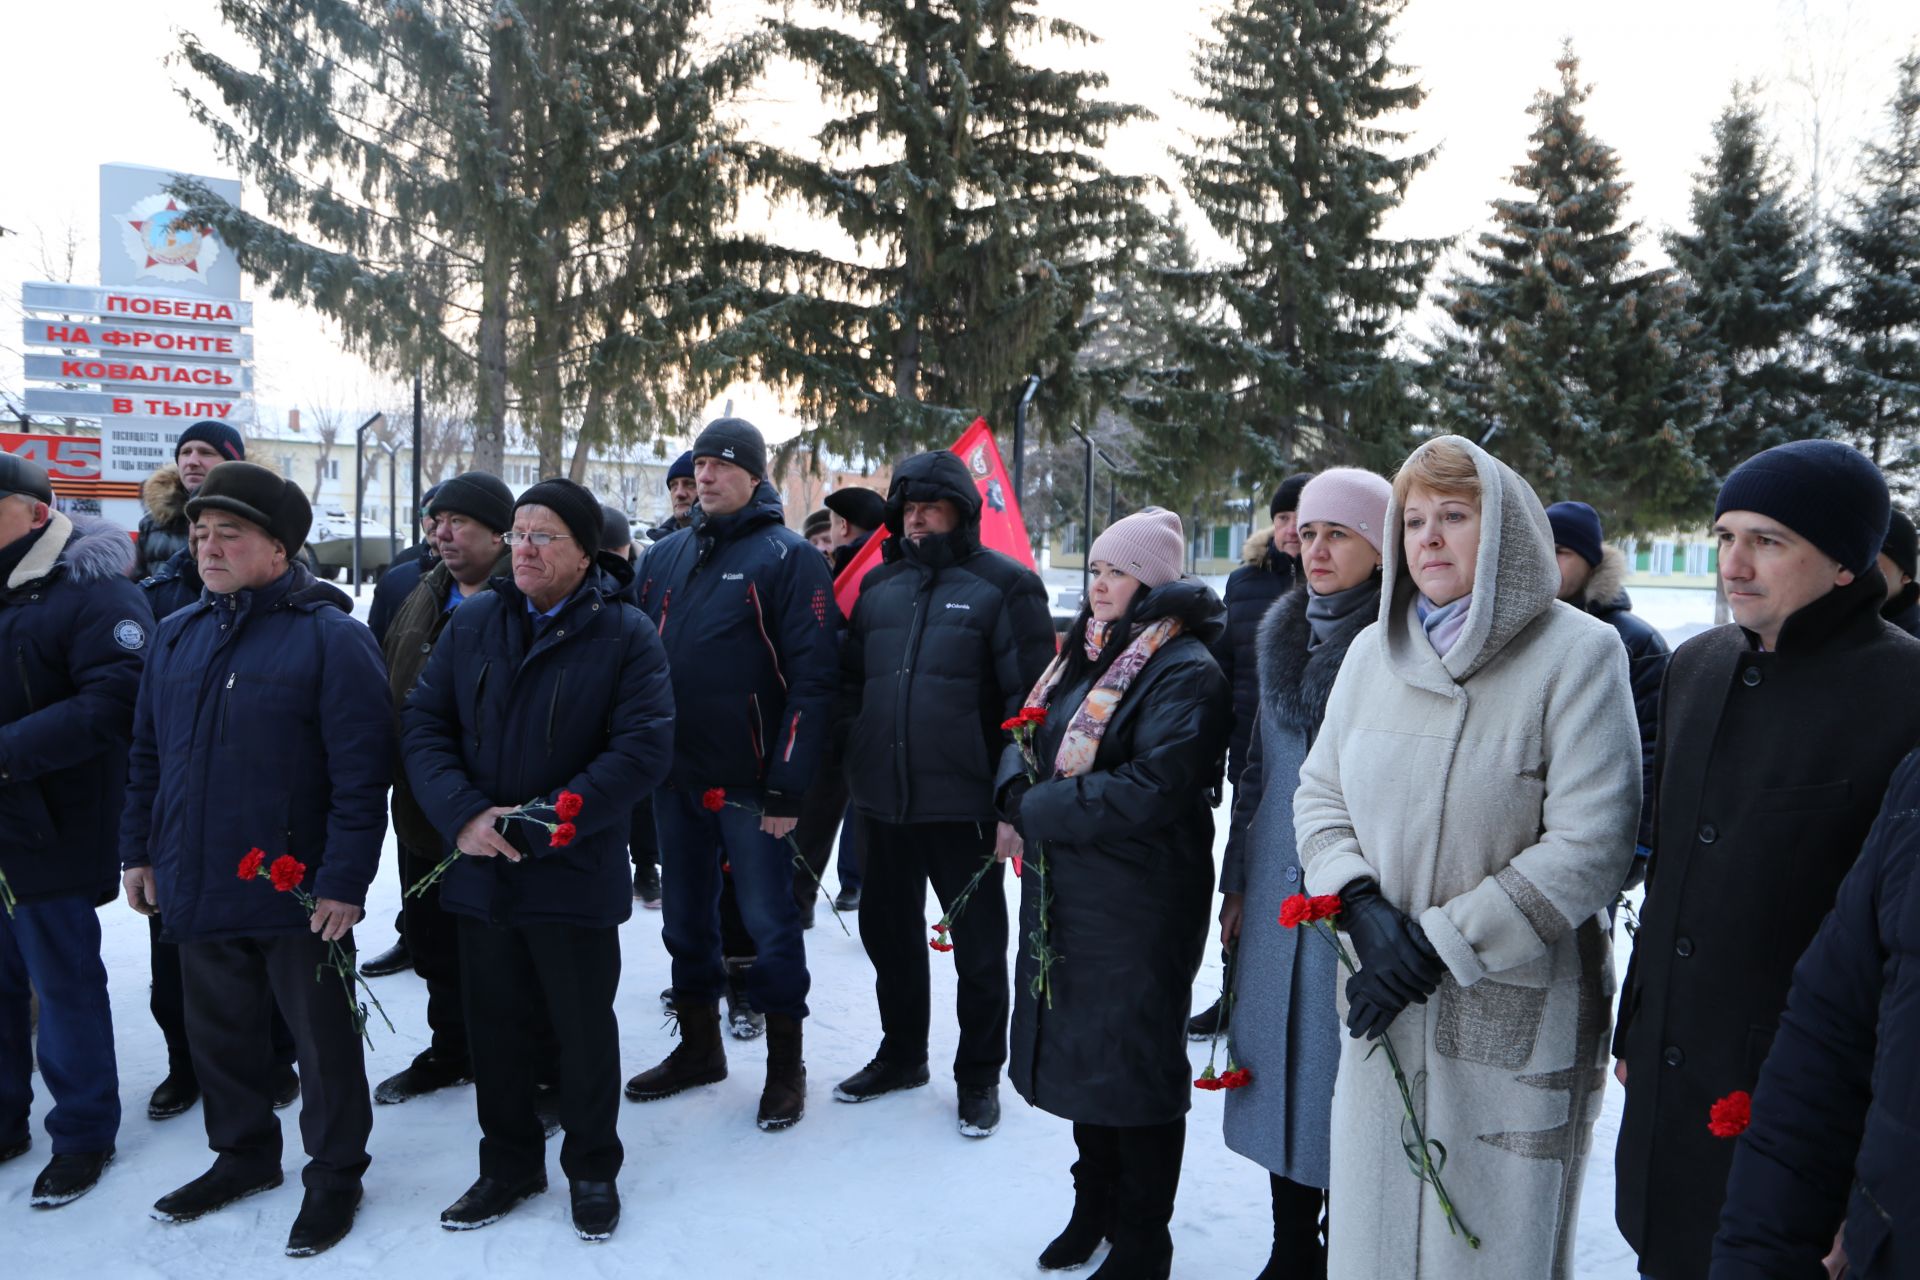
136,420,244,577
364,482,443,650
0,454,151,1209
372,473,514,1105
404,477,674,1242
1548,500,1671,858
824,484,884,578
1710,748,1920,1280
1191,472,1306,1039
121,462,392,1257
1614,440,1920,1280
629,417,839,1132
643,450,696,543
831,450,1055,1137
1877,508,1918,637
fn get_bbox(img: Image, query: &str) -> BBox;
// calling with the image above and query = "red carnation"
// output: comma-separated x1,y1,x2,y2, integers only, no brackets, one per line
1023,707,1048,726
930,939,955,953
549,822,577,848
1217,1067,1253,1090
933,923,950,934
267,855,307,893
1279,893,1342,929
1708,1091,1752,1139
701,788,727,813
237,848,266,881
1193,1071,1222,1092
1000,713,1025,731
555,790,584,821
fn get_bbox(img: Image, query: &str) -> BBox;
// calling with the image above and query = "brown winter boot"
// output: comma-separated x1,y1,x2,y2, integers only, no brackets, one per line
624,1001,727,1102
756,1013,806,1131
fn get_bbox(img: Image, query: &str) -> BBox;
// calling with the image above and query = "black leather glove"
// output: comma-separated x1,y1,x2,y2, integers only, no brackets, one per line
1344,968,1403,1041
1339,880,1447,1007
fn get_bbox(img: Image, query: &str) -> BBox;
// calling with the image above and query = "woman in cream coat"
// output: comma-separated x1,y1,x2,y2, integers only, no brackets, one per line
1294,435,1640,1279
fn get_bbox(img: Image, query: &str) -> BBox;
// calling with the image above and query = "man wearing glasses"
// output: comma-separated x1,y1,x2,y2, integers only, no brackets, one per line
404,476,673,1241
629,417,839,1132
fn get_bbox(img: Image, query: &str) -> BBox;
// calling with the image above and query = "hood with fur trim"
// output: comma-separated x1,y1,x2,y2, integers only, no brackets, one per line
143,464,192,528
1241,526,1273,567
7,511,139,592
1577,544,1632,614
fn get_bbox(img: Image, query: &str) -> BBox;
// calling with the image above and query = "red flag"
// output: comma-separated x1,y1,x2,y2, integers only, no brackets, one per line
832,417,1036,617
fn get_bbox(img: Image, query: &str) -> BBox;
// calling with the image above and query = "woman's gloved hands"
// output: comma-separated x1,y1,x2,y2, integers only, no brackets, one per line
1339,880,1447,1040
997,775,1033,836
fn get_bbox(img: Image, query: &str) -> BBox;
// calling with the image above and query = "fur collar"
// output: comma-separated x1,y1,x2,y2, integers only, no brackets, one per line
1578,545,1630,612
143,464,191,526
8,511,138,592
1256,580,1382,737
1241,526,1273,567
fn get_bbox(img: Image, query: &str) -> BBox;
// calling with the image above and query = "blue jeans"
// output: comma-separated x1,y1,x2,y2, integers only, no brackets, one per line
655,789,810,1019
0,893,120,1153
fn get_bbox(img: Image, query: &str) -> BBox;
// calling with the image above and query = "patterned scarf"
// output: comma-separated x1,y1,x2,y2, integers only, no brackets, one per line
1023,615,1186,778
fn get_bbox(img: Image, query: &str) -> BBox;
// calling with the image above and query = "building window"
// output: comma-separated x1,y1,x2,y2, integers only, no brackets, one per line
1211,525,1232,560
279,453,295,478
1685,542,1712,576
326,458,340,481
1652,541,1674,576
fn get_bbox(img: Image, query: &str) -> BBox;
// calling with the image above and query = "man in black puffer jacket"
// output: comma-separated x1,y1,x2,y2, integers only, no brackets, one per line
137,421,244,577
1712,748,1920,1280
403,477,674,1242
1548,502,1671,860
629,418,839,1132
0,454,152,1210
1214,474,1307,794
832,450,1055,1137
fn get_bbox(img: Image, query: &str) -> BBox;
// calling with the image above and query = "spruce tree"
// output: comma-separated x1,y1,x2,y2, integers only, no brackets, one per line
1666,84,1829,478
760,0,1158,458
171,0,763,474
1829,54,1920,488
1145,0,1441,482
1426,47,1712,531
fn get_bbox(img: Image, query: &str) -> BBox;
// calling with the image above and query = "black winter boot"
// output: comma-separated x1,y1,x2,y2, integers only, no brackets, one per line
31,1148,114,1207
147,1071,200,1120
724,959,764,1040
625,1002,727,1101
1185,995,1227,1041
285,1185,362,1256
1255,1173,1327,1280
756,1012,806,1131
1039,1132,1112,1271
374,1050,473,1104
1090,1120,1182,1280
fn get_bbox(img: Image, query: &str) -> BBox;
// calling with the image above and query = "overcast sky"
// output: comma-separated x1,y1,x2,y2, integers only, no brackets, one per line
2,0,1913,447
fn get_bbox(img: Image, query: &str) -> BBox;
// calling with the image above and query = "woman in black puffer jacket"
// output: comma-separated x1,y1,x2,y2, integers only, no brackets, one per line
997,508,1232,1280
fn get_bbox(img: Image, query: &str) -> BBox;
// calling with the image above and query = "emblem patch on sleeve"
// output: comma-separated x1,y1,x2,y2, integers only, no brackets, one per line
113,619,148,651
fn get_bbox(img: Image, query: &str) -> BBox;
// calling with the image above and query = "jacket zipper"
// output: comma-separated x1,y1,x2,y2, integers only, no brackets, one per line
546,669,565,753
473,661,492,750
221,673,235,743
892,580,932,822
15,648,37,713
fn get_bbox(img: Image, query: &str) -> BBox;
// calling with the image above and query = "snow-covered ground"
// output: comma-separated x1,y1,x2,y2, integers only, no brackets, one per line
6,585,1714,1277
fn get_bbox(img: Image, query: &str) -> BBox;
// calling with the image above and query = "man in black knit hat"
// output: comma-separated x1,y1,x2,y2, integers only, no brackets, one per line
1615,440,1920,1280
1877,509,1918,636
630,416,839,1131
137,421,245,578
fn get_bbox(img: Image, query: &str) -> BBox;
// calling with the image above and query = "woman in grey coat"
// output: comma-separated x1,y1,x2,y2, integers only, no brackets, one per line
1218,468,1391,1280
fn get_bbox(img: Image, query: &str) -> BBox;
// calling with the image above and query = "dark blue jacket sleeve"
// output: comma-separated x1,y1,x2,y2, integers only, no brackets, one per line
545,614,675,843
0,579,151,782
762,547,841,807
400,618,497,846
119,631,165,871
1709,763,1903,1277
310,616,395,905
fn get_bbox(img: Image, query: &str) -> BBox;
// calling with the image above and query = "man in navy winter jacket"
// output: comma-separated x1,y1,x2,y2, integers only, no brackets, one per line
403,477,674,1242
629,417,840,1132
1712,749,1920,1280
0,454,152,1210
120,462,391,1258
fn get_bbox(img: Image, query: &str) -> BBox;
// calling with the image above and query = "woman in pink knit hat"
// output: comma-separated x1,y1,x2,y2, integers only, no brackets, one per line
1215,466,1391,1278
992,507,1232,1279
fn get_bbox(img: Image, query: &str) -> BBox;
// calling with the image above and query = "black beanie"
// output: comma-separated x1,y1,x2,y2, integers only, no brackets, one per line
803,508,832,540
1270,472,1313,517
1715,440,1890,575
175,420,246,462
429,471,515,534
693,417,768,480
187,461,311,553
823,485,886,533
1884,510,1918,581
666,451,695,484
1545,501,1606,568
515,477,602,560
601,503,634,551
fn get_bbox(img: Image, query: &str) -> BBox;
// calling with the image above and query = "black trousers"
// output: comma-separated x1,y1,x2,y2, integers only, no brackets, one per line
458,917,622,1183
397,843,467,1065
792,769,852,904
628,794,659,869
179,932,372,1192
151,915,295,1078
859,818,1008,1085
1072,1118,1186,1253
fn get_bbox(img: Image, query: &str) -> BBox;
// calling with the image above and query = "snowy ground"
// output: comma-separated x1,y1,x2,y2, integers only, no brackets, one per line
5,586,1714,1277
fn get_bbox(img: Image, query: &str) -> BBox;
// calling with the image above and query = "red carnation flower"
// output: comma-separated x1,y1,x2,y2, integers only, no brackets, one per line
930,939,955,953
701,788,727,813
1708,1091,1752,1139
555,790,584,821
1193,1072,1222,1092
549,822,577,848
932,923,950,934
237,848,266,881
1217,1067,1253,1090
1279,893,1341,928
267,855,307,893
1023,707,1048,726
1000,713,1025,732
